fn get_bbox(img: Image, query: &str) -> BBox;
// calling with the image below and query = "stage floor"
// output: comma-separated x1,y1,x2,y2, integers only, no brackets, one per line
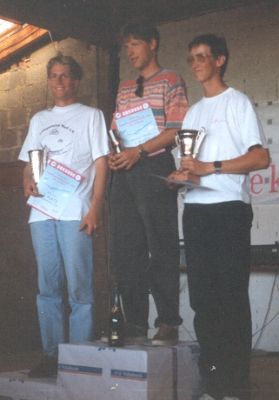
0,349,279,399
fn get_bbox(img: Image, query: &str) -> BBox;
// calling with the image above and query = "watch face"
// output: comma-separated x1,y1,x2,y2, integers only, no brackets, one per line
214,161,222,173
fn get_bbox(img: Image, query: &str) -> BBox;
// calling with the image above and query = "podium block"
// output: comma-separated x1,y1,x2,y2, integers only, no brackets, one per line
58,341,200,400
0,370,65,400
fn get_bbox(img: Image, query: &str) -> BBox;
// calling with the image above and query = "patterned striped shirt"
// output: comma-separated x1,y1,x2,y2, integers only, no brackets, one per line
112,68,188,133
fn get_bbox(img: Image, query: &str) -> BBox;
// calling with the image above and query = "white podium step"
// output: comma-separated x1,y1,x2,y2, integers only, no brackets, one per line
0,341,200,400
0,370,65,400
58,340,200,400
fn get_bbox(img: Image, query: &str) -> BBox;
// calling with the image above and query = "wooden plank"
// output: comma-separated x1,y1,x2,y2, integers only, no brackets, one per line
0,24,48,62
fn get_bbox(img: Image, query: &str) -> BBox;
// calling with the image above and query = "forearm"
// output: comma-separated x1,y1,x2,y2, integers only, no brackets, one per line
89,156,108,211
181,147,270,177
139,128,177,154
22,163,38,197
207,147,270,175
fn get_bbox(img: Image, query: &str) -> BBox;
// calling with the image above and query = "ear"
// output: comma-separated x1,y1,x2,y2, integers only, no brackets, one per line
149,38,158,52
216,55,226,69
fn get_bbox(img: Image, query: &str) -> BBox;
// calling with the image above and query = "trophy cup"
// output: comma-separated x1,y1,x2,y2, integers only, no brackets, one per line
170,127,206,188
28,149,47,195
108,129,122,154
176,127,206,158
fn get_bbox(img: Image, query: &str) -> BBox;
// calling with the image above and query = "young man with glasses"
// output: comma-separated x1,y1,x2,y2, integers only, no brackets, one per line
19,55,109,377
169,34,269,400
109,22,188,345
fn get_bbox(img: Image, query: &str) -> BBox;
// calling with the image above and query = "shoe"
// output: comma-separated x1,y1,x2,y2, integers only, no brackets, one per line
124,323,147,345
199,394,216,400
151,324,178,346
28,355,58,378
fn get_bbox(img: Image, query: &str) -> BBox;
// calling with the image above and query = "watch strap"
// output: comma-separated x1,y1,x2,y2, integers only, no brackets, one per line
138,144,149,158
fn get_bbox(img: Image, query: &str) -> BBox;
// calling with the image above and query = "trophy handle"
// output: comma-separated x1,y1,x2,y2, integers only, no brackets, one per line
109,129,121,153
175,132,180,148
193,127,206,158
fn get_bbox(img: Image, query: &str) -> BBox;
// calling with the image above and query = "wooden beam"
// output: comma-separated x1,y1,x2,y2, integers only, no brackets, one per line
0,24,48,63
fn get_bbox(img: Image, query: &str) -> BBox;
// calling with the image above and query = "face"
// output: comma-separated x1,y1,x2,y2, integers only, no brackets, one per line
48,63,80,105
123,36,157,72
187,44,225,84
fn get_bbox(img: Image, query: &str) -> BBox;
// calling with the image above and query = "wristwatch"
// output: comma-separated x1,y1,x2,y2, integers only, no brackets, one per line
138,144,149,158
214,160,222,174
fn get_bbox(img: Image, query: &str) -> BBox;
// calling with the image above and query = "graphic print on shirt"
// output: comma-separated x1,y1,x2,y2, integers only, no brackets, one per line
40,123,75,161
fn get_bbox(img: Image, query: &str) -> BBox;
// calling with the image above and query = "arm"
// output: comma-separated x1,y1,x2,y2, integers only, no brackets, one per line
22,163,40,197
108,127,177,171
180,146,270,176
80,156,108,235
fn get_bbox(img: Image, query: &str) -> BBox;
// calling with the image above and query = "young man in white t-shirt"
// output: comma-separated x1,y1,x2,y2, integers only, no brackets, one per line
169,34,269,400
18,55,109,378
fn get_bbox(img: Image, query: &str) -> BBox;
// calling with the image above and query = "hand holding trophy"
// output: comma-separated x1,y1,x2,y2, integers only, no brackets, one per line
167,127,206,188
28,149,48,196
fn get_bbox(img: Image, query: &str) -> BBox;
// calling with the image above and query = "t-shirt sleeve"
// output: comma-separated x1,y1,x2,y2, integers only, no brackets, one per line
18,116,41,162
237,96,268,150
165,73,189,130
91,109,110,161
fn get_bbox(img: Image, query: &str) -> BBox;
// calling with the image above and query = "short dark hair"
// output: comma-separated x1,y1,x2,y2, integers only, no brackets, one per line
188,33,229,77
122,22,160,50
47,55,83,80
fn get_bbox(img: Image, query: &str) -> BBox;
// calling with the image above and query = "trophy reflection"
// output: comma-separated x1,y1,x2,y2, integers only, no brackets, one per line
176,127,206,158
28,149,47,195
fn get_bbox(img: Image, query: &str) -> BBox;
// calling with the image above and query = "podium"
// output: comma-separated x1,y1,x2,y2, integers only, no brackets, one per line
58,341,200,400
0,341,200,400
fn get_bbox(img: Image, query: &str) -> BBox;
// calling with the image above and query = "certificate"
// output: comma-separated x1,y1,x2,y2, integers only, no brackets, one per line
27,159,83,219
115,103,159,147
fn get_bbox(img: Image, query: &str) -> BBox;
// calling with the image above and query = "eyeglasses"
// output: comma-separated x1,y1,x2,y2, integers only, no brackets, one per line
135,75,144,97
48,73,72,80
187,54,213,65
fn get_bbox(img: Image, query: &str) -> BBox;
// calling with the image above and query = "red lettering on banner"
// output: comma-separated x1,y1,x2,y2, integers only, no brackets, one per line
270,164,279,193
250,174,264,195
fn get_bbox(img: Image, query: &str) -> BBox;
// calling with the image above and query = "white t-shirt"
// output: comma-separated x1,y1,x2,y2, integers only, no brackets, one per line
18,103,109,222
182,87,267,204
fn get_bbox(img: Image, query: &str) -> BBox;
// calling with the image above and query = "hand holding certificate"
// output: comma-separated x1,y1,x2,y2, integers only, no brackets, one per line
114,103,159,147
27,159,83,219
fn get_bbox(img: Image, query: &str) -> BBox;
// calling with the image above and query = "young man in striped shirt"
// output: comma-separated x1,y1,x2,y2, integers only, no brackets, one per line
109,22,188,345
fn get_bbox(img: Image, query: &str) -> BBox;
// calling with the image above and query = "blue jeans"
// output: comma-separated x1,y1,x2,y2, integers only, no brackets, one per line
30,220,94,357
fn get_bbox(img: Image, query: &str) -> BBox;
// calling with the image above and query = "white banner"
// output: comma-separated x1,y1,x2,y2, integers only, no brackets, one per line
250,101,279,204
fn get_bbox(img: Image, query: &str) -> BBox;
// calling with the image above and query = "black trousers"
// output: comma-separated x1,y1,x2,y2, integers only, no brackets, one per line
109,152,182,329
183,201,253,399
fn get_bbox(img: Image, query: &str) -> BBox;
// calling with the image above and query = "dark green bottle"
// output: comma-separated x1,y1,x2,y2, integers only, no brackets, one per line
108,287,124,347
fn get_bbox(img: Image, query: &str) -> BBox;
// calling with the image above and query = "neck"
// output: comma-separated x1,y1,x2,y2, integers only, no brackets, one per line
139,58,161,79
54,98,77,107
202,78,228,97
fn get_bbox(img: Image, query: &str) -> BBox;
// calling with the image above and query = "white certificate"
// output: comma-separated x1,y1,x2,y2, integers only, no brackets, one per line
115,103,159,147
27,159,83,219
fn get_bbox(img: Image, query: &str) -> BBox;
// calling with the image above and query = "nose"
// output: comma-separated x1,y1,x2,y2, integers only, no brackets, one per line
126,46,134,58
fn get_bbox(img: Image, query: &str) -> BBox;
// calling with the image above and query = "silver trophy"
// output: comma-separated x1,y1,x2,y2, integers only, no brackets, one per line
108,129,122,154
176,127,206,158
28,149,48,194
